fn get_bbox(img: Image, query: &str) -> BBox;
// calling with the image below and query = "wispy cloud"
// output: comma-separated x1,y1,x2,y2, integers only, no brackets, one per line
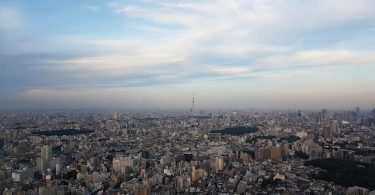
0,7,24,31
88,5,100,12
256,50,375,69
212,67,252,75
0,0,375,108
259,70,323,79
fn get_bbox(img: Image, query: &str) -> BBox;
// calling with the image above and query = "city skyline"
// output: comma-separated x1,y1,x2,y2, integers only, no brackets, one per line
1,0,375,109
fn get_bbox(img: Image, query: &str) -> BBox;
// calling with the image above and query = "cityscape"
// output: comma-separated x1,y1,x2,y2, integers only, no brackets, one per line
1,107,375,194
1,0,375,195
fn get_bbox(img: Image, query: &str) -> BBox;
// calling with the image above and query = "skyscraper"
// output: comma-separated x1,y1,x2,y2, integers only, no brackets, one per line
323,125,332,139
331,120,339,134
41,145,52,162
113,112,120,120
215,156,224,172
40,145,52,171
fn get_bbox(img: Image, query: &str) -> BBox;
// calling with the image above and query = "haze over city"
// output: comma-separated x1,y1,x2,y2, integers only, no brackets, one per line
3,1,375,195
1,0,375,109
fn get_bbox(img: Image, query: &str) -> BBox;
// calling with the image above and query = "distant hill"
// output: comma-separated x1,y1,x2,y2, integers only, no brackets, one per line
210,126,258,136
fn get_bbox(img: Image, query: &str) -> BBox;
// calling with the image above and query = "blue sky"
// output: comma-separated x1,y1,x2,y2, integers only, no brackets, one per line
0,0,375,109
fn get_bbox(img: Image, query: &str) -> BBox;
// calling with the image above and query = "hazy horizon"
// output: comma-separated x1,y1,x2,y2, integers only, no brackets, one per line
1,0,375,109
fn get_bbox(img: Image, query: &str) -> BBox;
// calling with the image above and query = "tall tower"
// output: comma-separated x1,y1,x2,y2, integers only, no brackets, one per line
191,93,195,115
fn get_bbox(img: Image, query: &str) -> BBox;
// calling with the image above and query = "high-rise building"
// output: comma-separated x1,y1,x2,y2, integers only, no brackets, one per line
38,186,64,195
113,112,120,120
356,107,360,114
133,184,150,195
263,148,272,160
323,125,332,139
255,148,264,161
191,166,199,182
347,186,369,195
40,145,52,171
41,145,52,162
356,107,361,119
113,155,133,174
105,120,118,130
214,156,224,172
270,146,281,161
331,120,339,134
38,186,49,195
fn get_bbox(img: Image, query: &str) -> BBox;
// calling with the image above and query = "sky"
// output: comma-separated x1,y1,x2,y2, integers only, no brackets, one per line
0,0,375,110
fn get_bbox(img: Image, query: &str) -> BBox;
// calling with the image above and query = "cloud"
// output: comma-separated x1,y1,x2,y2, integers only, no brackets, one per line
212,67,251,75
88,6,100,11
114,0,375,35
35,0,374,86
0,7,24,31
1,0,375,108
256,50,375,69
54,52,186,75
259,70,322,79
108,0,375,69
